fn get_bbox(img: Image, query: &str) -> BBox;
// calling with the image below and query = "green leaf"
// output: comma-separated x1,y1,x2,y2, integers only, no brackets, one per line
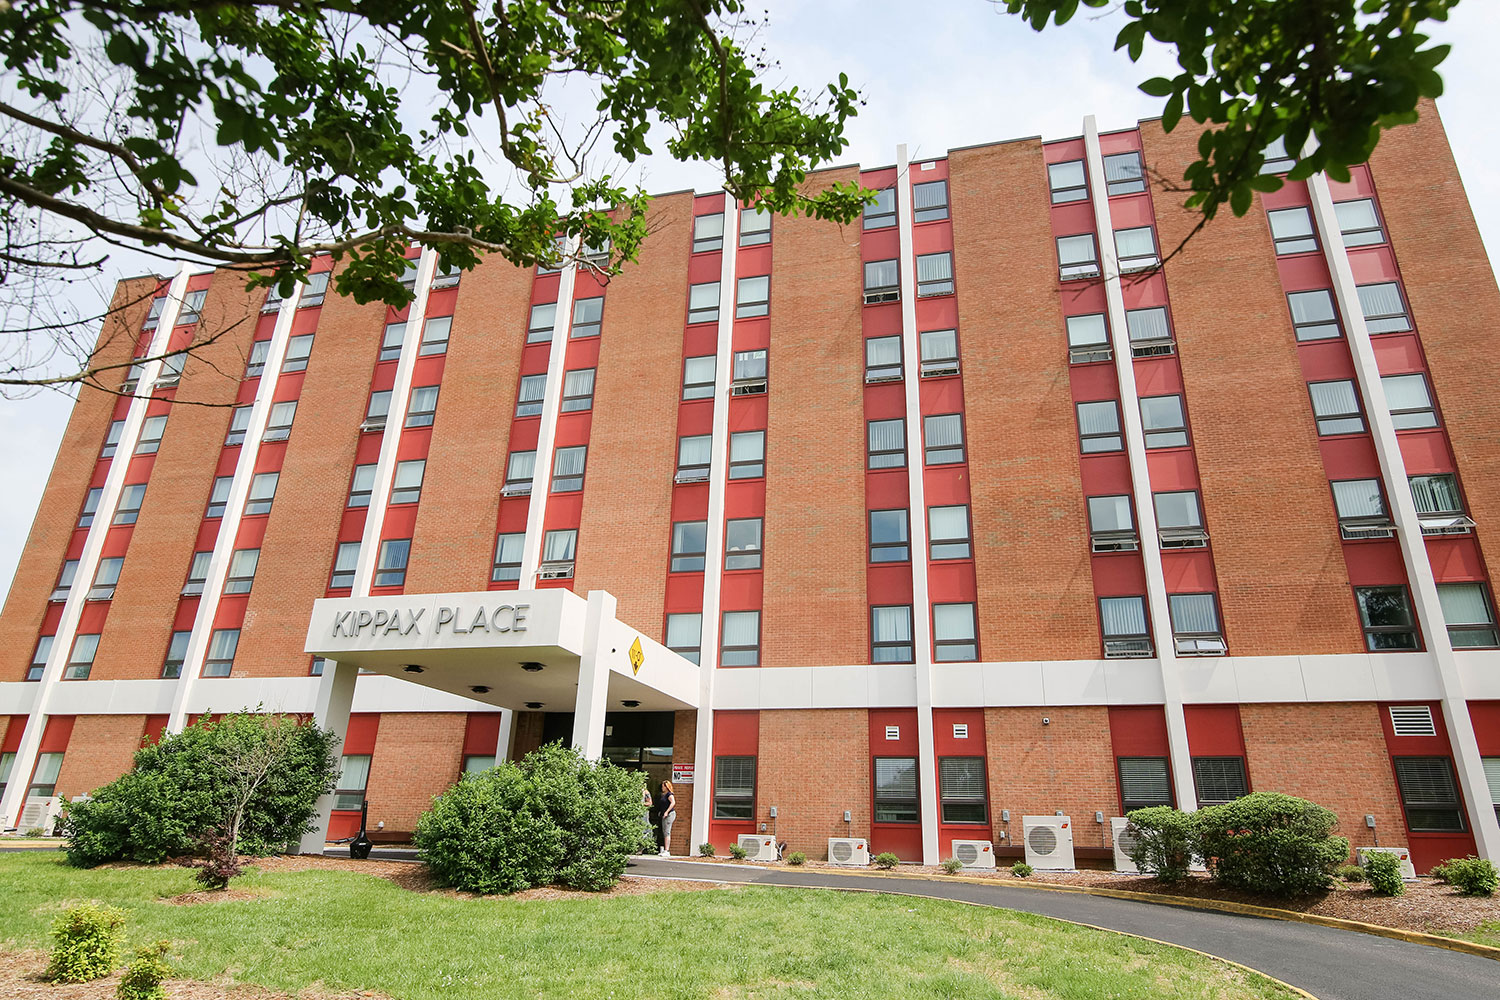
1139,76,1175,97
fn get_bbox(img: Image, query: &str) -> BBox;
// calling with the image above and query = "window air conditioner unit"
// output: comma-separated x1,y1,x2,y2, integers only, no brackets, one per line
1022,815,1075,871
181,582,205,596
951,839,996,870
864,370,902,384
1174,635,1227,656
1158,527,1209,549
262,427,290,442
500,483,532,497
1060,265,1100,281
674,469,710,484
731,378,767,396
827,837,869,866
1103,638,1153,659
1091,531,1140,553
1357,846,1416,881
119,378,140,394
359,418,387,433
1119,256,1160,273
1419,515,1475,537
863,289,899,305
1130,340,1175,358
537,561,574,580
920,360,960,378
19,796,62,835
1110,817,1140,874
1069,345,1112,364
153,373,181,389
1339,518,1396,541
737,834,779,862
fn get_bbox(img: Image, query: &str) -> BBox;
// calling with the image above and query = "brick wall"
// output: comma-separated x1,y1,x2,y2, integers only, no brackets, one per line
53,714,145,800
365,711,466,834
755,708,870,857
670,709,697,855
951,141,1101,660
985,706,1119,851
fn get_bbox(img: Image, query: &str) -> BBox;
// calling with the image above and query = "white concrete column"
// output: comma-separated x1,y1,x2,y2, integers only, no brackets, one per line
1082,116,1198,813
573,590,618,761
895,144,941,865
297,658,359,854
494,709,516,762
690,192,740,850
1,265,192,830
1308,174,1500,859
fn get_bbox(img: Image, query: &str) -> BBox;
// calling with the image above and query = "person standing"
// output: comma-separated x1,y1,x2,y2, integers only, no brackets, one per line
641,779,657,852
655,779,676,856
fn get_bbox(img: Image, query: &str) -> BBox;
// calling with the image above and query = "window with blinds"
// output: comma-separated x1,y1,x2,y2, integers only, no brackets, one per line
1118,756,1173,812
666,613,702,664
1392,756,1465,832
1287,289,1341,341
939,757,987,823
334,754,371,811
1191,757,1248,805
1308,380,1364,435
913,180,948,222
1483,757,1500,824
713,756,756,820
551,446,586,493
871,605,914,664
1356,282,1411,334
874,757,919,823
916,252,954,297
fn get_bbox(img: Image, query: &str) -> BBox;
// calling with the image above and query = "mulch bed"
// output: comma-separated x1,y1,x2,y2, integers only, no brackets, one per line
0,949,388,1000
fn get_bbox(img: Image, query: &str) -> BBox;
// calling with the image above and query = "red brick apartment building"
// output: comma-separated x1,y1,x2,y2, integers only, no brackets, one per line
2,103,1499,872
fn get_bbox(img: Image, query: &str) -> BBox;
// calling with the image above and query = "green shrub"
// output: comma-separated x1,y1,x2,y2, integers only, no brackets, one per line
698,842,715,857
1010,862,1034,878
728,843,748,859
1123,807,1196,883
117,941,173,1000
941,858,963,874
65,712,338,868
415,743,650,894
1336,863,1365,883
787,851,806,866
46,902,124,983
1362,851,1405,896
1430,861,1451,884
1193,792,1349,896
874,851,899,869
1438,856,1498,896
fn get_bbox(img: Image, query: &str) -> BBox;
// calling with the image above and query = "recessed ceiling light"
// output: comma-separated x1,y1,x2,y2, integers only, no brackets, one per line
470,685,490,694
403,664,424,673
525,702,543,710
521,661,544,673
621,700,640,708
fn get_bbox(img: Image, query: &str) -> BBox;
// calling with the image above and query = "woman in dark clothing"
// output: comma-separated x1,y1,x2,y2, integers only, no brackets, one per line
655,780,677,856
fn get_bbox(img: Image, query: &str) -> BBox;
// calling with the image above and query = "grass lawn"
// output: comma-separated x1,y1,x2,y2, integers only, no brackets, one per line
0,853,1300,1000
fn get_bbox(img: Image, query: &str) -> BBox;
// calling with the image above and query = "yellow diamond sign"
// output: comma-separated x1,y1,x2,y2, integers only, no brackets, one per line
628,636,644,675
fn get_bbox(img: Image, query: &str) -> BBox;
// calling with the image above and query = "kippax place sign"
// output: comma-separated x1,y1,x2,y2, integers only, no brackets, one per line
330,604,530,638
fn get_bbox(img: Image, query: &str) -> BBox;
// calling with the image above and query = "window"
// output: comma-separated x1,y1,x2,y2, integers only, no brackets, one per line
1077,400,1122,453
491,533,523,583
1485,758,1500,825
136,415,167,454
1393,757,1465,832
682,355,716,400
65,632,100,679
671,521,707,572
863,187,896,229
1067,314,1111,363
50,560,79,602
693,212,724,252
867,417,906,469
143,295,166,330
713,756,755,819
330,541,360,589
527,303,556,344
101,419,125,458
916,253,954,297
923,414,964,465
263,400,297,442
1048,160,1088,203
561,369,595,412
1268,207,1318,254
374,539,411,587
729,430,765,479
1168,593,1225,655
863,259,899,303
572,296,603,338
1438,583,1498,648
1336,198,1384,247
919,329,959,377
865,335,903,382
206,477,232,518
1356,586,1419,651
874,757,919,822
1057,234,1099,280
1357,282,1411,333
732,348,767,390
28,636,53,681
551,446,586,493
928,505,972,559
1260,136,1295,174
178,289,208,325
245,472,277,515
363,390,391,431
80,487,103,527
504,450,535,494
379,321,406,360
120,360,146,393
282,333,314,372
1410,474,1463,516
1383,373,1437,429
334,754,371,811
736,276,769,318
869,509,910,563
1155,490,1208,547
870,605,914,663
406,385,439,427
1115,227,1158,271
913,180,949,222
1332,478,1392,538
1193,757,1249,806
391,460,425,504
725,518,763,570
419,315,451,356
1101,597,1152,657
541,529,576,576
666,613,702,665
348,464,377,507
88,557,123,600
1309,380,1365,435
1119,757,1173,811
1124,306,1172,352
516,374,547,417
688,283,720,324
1088,495,1138,552
28,752,64,796
162,630,191,679
182,550,212,595
938,758,986,823
1288,289,1341,341
740,205,771,246
933,603,978,661
226,405,252,445
676,435,711,482
114,483,146,524
1103,151,1146,195
720,611,760,665
1140,395,1188,448
463,755,496,777
224,548,259,594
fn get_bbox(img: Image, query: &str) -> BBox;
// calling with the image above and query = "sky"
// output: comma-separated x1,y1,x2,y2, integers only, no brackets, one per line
3,1,1498,607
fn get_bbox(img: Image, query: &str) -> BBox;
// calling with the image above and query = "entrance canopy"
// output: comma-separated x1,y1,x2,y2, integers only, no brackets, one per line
304,589,698,713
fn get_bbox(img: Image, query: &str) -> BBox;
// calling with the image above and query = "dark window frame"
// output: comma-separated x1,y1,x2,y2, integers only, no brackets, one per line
1393,756,1466,832
867,417,907,470
713,755,756,820
670,520,708,573
869,508,911,564
870,604,915,664
938,756,988,825
724,517,763,571
873,756,920,824
1118,755,1175,813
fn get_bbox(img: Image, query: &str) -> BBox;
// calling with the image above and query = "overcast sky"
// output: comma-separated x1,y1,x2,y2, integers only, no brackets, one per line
3,1,1497,606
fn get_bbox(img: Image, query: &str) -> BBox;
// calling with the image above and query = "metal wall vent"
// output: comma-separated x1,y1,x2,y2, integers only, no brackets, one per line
1388,705,1435,737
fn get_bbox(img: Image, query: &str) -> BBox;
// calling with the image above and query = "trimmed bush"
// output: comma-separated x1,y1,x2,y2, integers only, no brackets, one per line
46,902,124,983
415,743,650,894
1437,856,1498,896
117,941,173,1000
728,843,748,859
1193,792,1349,896
1362,851,1405,896
65,712,338,868
942,858,963,874
1010,862,1034,878
698,842,716,857
1336,863,1365,883
787,851,806,866
874,852,899,870
1123,807,1197,882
